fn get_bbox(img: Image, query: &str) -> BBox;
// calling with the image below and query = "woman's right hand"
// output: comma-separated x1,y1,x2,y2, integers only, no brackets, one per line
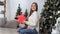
23,21,27,23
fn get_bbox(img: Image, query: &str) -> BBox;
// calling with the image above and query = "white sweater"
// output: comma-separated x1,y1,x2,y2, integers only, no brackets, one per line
26,11,39,30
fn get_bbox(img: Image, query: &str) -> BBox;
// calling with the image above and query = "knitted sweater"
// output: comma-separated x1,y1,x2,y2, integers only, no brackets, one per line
25,11,39,31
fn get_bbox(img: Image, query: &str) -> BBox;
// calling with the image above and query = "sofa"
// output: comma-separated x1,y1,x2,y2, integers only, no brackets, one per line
0,17,39,34
0,17,18,29
0,17,19,34
0,17,7,27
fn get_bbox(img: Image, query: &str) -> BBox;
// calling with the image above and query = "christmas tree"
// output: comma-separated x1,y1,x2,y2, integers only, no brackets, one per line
24,9,28,17
15,4,22,19
39,0,60,34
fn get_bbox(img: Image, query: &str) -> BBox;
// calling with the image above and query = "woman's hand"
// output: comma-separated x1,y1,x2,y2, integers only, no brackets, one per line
23,21,27,23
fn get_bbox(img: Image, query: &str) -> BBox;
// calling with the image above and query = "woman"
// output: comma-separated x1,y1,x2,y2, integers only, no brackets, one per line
18,2,39,34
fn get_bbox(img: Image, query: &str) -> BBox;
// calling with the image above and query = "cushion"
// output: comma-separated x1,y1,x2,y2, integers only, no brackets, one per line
0,17,7,27
5,20,18,29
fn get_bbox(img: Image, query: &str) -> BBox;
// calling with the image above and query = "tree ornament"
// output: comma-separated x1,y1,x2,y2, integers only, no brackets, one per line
49,16,53,18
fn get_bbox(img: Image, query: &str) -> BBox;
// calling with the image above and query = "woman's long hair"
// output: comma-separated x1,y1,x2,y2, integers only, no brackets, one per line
29,2,38,16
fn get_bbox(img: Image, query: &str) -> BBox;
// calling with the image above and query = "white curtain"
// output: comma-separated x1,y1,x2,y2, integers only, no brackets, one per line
0,14,4,18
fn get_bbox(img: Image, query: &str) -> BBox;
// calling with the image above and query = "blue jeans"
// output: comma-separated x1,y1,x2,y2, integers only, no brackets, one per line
18,28,38,34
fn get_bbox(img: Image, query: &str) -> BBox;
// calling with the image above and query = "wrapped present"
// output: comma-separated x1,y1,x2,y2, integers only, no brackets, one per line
17,14,26,24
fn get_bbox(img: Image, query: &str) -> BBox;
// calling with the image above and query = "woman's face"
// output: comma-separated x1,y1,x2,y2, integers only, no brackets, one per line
31,4,36,11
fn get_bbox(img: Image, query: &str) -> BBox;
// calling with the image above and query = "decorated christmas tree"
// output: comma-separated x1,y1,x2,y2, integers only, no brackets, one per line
15,4,22,19
39,0,60,34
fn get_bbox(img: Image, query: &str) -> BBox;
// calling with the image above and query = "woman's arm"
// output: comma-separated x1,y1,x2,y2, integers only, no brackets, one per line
25,13,38,27
25,19,37,27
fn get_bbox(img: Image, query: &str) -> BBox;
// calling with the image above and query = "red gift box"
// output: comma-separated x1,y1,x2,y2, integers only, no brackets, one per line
17,14,26,24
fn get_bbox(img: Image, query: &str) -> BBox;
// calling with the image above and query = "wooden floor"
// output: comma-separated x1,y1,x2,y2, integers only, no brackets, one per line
0,28,19,34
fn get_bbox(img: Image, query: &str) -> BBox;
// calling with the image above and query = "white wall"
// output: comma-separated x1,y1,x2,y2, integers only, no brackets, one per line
6,0,46,20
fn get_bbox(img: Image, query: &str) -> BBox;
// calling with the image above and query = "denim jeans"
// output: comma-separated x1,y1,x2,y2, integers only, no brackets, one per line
18,28,38,34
